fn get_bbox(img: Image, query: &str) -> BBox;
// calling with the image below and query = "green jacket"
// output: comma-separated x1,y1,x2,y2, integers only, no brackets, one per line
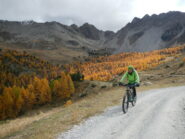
120,66,140,84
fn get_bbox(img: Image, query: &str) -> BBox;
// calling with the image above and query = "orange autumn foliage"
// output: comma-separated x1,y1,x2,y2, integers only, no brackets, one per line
0,49,75,120
64,100,73,107
52,72,75,100
67,45,185,81
30,77,51,105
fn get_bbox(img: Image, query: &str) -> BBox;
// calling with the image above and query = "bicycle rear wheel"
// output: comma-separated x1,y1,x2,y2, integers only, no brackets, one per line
122,93,129,114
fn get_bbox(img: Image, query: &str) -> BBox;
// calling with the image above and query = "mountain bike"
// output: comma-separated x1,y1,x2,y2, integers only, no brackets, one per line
119,83,139,114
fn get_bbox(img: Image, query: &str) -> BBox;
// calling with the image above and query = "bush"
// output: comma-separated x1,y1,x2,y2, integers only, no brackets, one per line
70,72,84,81
52,72,75,100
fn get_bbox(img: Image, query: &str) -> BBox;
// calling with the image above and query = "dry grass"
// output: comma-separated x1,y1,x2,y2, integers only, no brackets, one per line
0,44,87,64
0,107,63,138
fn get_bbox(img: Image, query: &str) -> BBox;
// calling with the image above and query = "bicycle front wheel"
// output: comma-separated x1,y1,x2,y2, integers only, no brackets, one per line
122,94,129,114
131,96,137,106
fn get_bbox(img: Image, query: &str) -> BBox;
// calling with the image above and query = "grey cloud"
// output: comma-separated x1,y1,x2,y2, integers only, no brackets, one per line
0,0,184,31
0,0,133,31
41,0,133,31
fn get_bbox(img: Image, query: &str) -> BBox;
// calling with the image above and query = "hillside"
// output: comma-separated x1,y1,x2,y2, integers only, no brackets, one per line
0,49,76,120
0,21,114,64
66,45,185,81
140,52,185,85
0,21,112,50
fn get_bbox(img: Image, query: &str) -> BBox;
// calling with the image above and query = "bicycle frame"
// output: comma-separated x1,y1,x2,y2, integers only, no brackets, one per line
125,86,134,102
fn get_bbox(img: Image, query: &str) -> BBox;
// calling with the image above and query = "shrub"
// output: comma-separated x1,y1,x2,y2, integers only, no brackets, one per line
70,72,84,81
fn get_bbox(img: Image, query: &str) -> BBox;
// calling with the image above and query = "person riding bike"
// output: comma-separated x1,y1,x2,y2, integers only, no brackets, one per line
119,65,140,99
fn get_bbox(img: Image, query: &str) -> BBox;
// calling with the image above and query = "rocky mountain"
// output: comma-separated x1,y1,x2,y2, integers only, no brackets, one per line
106,11,185,52
1,11,185,63
0,20,114,51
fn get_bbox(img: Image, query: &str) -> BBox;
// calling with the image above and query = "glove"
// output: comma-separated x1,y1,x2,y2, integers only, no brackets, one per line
118,82,123,86
135,83,140,87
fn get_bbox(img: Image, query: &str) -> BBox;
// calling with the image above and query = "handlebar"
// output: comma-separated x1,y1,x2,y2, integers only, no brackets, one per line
119,82,140,87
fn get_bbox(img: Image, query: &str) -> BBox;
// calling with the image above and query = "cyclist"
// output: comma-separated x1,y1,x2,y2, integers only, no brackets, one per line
119,65,140,99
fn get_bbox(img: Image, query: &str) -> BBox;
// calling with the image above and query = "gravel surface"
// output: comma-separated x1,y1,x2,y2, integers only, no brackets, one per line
58,86,185,139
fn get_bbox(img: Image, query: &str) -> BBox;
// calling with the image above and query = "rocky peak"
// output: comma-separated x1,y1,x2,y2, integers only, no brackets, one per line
131,17,141,24
104,31,115,40
142,14,150,20
79,23,102,40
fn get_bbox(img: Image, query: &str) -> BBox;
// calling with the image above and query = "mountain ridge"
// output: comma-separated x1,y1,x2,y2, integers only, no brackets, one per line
1,11,185,63
107,11,185,52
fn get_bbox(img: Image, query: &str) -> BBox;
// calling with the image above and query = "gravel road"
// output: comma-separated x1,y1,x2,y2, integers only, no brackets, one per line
58,86,185,139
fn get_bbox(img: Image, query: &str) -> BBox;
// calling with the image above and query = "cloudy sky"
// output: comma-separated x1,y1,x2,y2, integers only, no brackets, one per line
0,0,185,31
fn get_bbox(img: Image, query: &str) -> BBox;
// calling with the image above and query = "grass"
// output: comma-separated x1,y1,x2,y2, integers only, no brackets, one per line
0,107,63,138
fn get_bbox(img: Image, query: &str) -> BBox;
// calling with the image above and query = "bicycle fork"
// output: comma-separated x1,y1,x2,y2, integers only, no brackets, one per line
126,88,133,102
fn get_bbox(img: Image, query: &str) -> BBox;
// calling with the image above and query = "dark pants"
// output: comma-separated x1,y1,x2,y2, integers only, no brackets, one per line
128,83,138,98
